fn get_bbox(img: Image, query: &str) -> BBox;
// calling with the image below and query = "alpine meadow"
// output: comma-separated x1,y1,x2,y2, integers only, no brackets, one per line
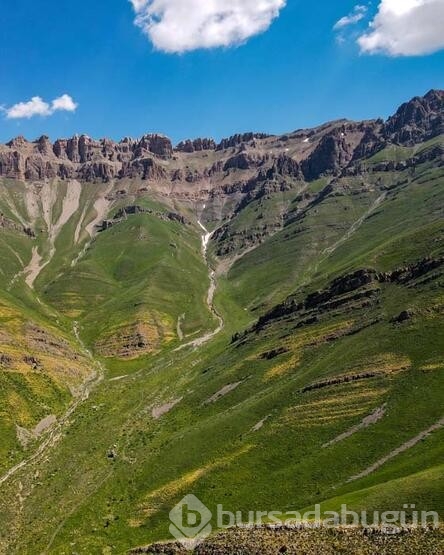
0,87,442,553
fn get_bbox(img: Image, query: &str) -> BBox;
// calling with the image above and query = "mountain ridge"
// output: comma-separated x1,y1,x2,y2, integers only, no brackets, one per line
0,89,442,553
0,89,442,184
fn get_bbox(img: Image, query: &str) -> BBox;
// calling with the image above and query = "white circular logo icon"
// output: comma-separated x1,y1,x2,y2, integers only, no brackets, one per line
169,494,212,549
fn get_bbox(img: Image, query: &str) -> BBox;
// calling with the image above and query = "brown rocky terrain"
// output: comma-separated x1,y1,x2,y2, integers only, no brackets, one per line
384,89,443,146
132,525,444,555
0,90,441,188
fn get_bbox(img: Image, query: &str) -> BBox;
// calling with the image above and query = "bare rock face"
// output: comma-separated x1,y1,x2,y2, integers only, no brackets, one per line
120,157,167,180
53,135,100,162
77,162,116,182
263,154,302,181
36,135,53,155
352,122,385,160
25,156,56,180
0,151,23,179
0,133,173,181
6,136,28,149
135,134,173,159
223,152,267,171
384,89,444,146
301,129,354,180
217,132,270,151
176,138,216,152
0,90,441,184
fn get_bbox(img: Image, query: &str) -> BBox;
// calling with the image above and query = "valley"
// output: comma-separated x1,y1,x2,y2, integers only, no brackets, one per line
0,90,442,553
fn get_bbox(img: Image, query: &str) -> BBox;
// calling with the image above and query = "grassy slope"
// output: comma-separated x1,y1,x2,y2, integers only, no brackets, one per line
0,184,95,473
0,143,442,553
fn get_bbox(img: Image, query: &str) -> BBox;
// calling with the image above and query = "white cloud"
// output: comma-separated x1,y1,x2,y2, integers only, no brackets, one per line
51,94,78,113
5,97,52,119
334,5,367,30
129,0,286,53
358,0,444,56
4,94,78,120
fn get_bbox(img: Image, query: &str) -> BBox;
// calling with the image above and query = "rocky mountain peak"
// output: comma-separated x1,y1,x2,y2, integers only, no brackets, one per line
175,138,216,153
135,134,173,159
216,132,270,151
36,135,53,155
384,88,443,145
6,136,28,148
301,128,354,180
0,90,441,184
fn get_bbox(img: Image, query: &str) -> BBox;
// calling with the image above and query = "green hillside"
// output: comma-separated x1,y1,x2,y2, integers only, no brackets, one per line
0,96,442,553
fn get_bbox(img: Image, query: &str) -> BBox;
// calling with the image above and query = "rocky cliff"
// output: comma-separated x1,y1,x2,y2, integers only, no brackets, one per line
384,89,443,145
0,90,442,185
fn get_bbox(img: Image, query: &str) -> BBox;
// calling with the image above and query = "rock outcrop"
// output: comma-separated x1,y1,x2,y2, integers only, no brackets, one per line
262,154,303,181
0,212,35,237
301,129,354,180
352,122,385,160
216,132,270,151
383,89,443,146
175,138,216,153
98,205,188,232
246,256,444,336
223,152,267,171
0,134,173,182
0,90,442,184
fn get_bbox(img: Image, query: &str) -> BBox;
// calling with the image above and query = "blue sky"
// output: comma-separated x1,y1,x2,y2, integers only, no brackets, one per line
0,0,443,144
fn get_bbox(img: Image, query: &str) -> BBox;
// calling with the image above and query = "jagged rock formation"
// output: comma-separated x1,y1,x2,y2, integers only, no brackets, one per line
384,89,443,146
352,121,385,160
0,90,442,185
263,154,303,181
223,152,268,171
216,132,270,151
0,134,173,182
300,120,395,180
175,138,216,152
302,128,355,180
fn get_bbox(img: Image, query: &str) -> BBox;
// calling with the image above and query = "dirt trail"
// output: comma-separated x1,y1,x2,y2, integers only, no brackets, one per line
175,220,224,351
0,322,105,487
298,192,387,292
323,405,386,448
348,416,444,482
322,192,387,258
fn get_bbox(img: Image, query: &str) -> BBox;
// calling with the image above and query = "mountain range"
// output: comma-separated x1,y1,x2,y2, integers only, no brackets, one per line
0,90,442,553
